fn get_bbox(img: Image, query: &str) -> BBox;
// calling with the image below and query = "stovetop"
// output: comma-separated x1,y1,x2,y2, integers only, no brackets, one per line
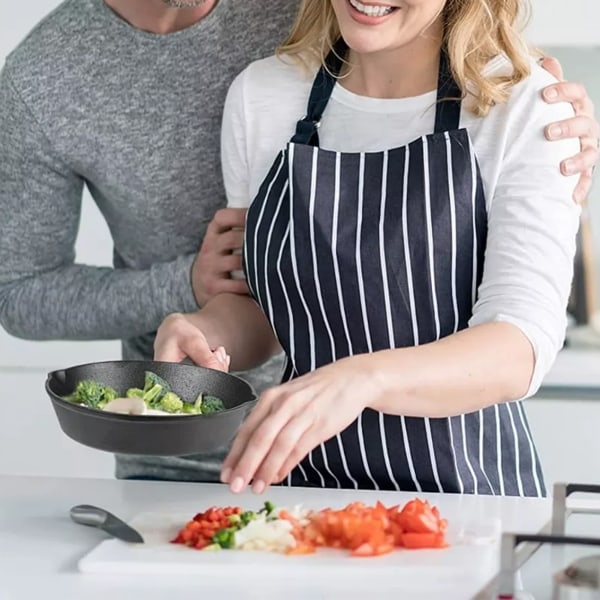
478,483,600,599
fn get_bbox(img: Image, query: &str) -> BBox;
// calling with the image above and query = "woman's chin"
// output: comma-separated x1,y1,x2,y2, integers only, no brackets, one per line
340,33,392,57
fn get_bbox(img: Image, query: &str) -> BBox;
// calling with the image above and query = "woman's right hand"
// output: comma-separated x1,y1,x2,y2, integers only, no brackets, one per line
154,313,230,372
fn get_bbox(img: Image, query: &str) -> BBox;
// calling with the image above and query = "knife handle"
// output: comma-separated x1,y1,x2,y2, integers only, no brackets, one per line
70,504,109,527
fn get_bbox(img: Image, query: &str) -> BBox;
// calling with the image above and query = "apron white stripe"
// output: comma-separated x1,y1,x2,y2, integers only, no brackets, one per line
506,403,525,496
331,152,358,488
478,410,495,494
356,153,374,354
378,412,400,491
516,401,543,497
465,139,485,495
422,137,444,494
308,146,337,361
307,449,326,487
332,153,353,354
400,145,422,492
357,413,379,490
318,442,341,489
288,144,316,372
469,141,479,305
355,152,380,491
276,226,297,374
495,403,506,495
307,146,341,489
401,415,422,493
336,433,359,490
252,154,286,308
377,150,401,492
379,150,396,348
444,133,465,494
461,414,479,493
447,420,464,494
445,133,460,334
423,137,441,341
296,460,309,484
263,180,290,326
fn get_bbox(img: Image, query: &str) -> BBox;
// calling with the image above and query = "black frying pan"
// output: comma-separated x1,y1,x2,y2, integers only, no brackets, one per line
45,361,256,456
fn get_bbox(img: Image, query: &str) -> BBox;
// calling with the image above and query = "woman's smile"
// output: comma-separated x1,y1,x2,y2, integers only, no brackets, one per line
346,0,399,24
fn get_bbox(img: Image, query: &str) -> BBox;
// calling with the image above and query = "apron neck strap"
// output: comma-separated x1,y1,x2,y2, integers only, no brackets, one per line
291,40,463,147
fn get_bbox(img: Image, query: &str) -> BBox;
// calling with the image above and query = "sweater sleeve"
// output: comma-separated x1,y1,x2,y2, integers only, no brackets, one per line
0,68,199,341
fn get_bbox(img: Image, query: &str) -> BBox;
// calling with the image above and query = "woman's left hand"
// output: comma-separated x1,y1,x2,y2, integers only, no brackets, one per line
220,356,378,494
540,56,599,204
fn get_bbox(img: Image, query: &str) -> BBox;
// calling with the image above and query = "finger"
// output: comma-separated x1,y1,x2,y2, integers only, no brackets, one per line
227,407,301,493
561,145,599,177
250,416,314,492
177,333,222,368
543,81,587,110
221,392,279,480
212,279,249,296
222,388,292,484
213,346,230,372
539,56,564,81
573,171,594,205
154,339,186,363
216,253,244,274
212,208,248,232
216,230,245,253
545,115,600,142
274,433,323,487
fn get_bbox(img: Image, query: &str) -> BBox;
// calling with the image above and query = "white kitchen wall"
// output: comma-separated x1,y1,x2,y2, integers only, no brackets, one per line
0,1,599,483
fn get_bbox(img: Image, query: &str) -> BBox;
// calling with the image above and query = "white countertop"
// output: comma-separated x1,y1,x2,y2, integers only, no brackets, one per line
0,475,553,600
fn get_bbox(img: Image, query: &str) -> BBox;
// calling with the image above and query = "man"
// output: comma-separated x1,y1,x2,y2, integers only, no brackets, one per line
0,0,597,482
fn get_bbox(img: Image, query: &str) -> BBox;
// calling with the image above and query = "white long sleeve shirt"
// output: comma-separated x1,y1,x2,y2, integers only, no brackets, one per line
221,53,580,397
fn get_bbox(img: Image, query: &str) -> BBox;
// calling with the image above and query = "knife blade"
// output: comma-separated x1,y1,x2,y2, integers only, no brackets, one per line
70,504,144,544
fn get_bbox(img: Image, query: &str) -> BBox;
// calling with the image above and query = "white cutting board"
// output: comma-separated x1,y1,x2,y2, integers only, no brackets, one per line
77,501,507,598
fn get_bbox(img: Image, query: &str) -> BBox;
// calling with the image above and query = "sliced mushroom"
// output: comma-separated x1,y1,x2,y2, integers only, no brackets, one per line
103,397,147,415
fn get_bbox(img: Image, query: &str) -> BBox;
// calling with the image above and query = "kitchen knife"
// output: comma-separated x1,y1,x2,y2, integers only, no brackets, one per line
70,504,144,544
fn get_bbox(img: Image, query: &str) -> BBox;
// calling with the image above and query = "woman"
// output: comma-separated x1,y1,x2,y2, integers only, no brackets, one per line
155,0,582,497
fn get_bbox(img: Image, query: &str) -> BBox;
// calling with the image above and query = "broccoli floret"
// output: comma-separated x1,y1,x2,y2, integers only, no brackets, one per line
182,393,203,415
142,384,163,407
126,388,145,399
201,395,225,414
64,380,118,410
142,371,171,408
143,371,171,395
159,392,184,413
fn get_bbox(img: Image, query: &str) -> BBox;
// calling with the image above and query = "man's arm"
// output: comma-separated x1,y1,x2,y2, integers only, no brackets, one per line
0,69,199,341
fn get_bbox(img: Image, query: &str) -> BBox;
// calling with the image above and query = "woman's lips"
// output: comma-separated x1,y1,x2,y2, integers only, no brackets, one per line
346,0,398,25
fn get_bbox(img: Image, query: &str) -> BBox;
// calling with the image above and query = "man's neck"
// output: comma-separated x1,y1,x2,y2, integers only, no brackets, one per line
103,0,218,34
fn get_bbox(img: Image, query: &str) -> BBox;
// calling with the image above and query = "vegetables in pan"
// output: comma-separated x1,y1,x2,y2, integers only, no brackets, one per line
63,371,225,416
171,499,448,556
64,380,118,410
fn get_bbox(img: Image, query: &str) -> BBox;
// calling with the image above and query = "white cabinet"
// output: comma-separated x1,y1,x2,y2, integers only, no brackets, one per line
527,399,600,490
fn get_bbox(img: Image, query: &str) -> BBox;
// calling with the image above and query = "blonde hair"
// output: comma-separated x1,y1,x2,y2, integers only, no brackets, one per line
278,0,532,117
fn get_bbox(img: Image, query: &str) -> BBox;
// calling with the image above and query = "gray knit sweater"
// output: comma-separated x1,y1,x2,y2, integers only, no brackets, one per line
0,0,296,480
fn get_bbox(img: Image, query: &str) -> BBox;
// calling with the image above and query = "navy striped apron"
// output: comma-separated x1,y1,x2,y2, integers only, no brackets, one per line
244,45,545,497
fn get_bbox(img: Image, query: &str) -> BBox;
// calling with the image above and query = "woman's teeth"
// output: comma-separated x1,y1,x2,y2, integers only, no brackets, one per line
349,0,395,17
